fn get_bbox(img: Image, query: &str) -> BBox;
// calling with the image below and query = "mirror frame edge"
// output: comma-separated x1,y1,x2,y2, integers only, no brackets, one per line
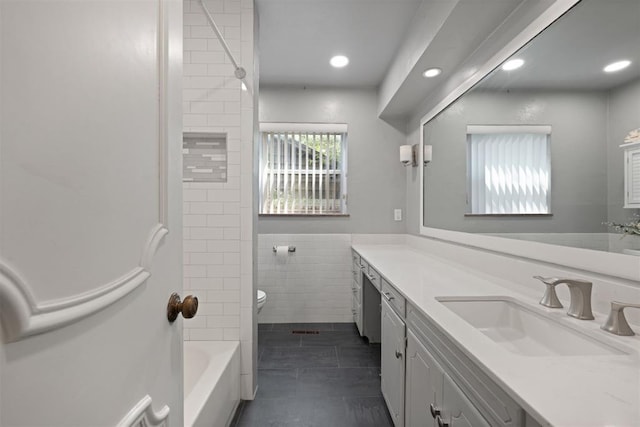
418,0,640,282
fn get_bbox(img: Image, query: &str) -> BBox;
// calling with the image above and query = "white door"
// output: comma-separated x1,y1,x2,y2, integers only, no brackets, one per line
381,299,406,427
0,0,184,425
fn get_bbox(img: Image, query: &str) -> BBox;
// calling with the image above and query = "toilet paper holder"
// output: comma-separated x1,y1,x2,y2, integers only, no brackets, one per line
272,245,296,253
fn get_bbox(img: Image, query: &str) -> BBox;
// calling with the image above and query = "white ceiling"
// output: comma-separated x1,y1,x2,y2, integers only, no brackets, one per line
256,0,422,88
256,0,640,120
478,0,640,92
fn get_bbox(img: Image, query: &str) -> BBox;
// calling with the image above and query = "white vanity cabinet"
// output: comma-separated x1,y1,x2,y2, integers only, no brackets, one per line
381,298,406,427
352,248,539,427
406,303,527,427
406,328,491,427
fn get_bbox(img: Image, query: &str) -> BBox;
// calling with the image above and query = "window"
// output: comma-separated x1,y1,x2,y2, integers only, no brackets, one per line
467,125,551,215
259,123,347,215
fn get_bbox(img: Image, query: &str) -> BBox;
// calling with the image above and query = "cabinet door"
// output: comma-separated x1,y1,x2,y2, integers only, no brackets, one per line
442,373,491,427
381,299,406,427
405,330,444,427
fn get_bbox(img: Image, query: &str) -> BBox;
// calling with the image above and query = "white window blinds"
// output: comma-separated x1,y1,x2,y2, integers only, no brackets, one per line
259,124,347,214
467,125,551,214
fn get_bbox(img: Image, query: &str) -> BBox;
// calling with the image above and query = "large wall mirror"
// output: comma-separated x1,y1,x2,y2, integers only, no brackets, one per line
422,0,640,254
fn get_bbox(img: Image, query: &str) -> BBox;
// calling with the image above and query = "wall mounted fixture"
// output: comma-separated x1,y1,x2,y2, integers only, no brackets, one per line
423,68,442,78
400,145,417,167
330,55,349,68
423,144,433,165
604,60,631,73
501,58,524,71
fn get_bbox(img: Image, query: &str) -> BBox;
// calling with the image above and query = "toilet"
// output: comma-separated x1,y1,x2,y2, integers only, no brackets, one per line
257,289,267,313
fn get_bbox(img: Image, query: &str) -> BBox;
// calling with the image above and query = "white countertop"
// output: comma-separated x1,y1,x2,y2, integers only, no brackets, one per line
352,244,640,427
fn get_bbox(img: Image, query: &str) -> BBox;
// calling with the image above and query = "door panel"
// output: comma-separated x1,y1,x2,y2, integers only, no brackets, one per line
381,299,405,427
405,329,444,427
2,0,160,302
443,373,491,427
0,0,184,425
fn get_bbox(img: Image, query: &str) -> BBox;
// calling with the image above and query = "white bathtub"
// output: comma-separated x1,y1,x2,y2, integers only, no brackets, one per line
184,341,240,427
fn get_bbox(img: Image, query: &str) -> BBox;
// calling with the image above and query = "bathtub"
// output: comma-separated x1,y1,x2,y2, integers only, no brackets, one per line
184,341,241,427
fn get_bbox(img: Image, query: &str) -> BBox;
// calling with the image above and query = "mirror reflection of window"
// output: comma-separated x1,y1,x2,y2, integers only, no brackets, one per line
466,125,551,215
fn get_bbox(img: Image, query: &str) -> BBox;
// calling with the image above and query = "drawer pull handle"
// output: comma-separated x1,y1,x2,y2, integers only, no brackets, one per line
436,415,449,427
395,350,403,359
383,292,395,301
429,403,440,418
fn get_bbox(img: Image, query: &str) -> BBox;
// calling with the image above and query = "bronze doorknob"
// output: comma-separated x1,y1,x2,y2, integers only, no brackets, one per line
167,293,199,322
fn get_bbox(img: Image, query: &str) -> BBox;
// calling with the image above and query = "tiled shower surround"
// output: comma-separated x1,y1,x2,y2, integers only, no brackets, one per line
182,0,256,398
257,234,354,324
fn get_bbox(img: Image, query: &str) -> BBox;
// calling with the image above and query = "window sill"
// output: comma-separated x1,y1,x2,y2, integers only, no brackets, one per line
259,213,350,218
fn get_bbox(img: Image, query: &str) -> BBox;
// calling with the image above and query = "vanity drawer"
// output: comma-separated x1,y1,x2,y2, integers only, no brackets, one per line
381,278,405,318
366,265,381,291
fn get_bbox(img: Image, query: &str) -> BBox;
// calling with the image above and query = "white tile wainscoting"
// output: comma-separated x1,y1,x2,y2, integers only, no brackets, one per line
257,234,406,324
257,234,353,323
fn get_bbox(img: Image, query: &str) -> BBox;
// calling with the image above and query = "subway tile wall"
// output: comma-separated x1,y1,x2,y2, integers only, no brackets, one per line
182,0,255,398
257,234,353,323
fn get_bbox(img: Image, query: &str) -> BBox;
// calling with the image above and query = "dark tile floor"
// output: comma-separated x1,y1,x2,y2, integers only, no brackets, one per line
231,323,394,427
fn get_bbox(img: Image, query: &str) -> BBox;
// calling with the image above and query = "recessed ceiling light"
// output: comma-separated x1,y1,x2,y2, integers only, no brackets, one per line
604,60,631,73
422,68,442,78
502,58,524,71
330,55,349,68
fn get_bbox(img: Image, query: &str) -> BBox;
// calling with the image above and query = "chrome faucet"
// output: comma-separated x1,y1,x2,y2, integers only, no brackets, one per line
601,302,640,336
533,276,594,320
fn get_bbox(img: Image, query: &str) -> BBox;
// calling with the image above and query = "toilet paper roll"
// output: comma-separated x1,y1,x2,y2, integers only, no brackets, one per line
275,245,289,263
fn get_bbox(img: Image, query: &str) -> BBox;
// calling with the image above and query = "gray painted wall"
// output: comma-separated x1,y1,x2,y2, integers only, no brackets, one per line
423,90,609,234
607,78,640,224
258,88,406,234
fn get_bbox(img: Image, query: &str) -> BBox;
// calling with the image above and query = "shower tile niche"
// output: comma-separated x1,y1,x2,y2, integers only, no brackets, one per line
183,132,227,182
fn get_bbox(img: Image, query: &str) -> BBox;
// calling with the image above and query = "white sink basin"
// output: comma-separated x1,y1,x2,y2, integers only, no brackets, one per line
437,297,626,357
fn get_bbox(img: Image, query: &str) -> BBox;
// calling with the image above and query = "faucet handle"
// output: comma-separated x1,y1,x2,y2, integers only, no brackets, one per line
601,301,640,336
533,276,563,308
